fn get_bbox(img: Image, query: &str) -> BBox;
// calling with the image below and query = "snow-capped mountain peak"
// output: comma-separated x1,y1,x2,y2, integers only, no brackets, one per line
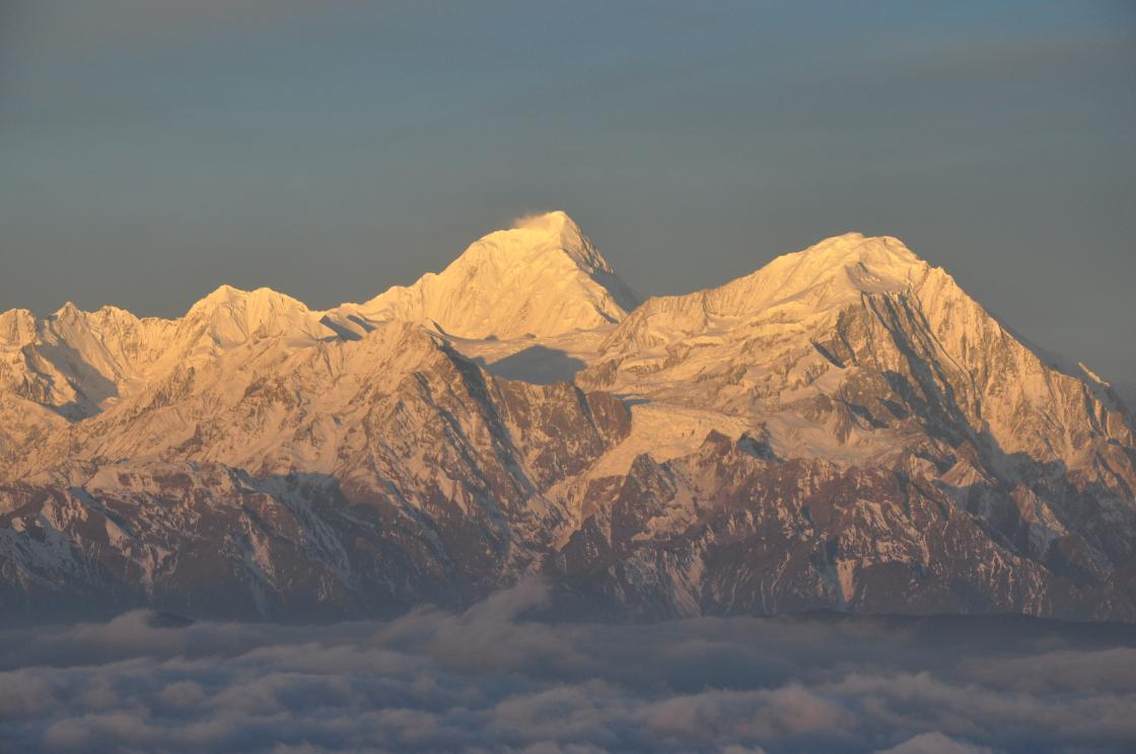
187,283,309,315
488,210,615,275
52,300,84,319
772,232,927,293
596,232,932,354
329,211,638,340
712,232,931,316
3,225,1136,624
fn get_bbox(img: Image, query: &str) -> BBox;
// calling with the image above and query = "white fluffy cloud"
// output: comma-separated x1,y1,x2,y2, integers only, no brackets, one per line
1,582,1133,753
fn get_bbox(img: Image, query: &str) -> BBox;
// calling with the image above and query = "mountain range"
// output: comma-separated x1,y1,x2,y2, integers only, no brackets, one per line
2,211,1134,622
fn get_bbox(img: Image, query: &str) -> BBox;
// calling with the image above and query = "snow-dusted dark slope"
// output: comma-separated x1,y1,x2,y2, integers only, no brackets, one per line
1,224,1134,621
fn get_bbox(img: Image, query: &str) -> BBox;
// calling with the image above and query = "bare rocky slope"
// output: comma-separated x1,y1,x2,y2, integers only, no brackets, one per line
2,215,1134,621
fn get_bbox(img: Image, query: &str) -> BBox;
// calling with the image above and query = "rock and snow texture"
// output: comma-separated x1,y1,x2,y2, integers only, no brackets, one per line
1,221,1135,621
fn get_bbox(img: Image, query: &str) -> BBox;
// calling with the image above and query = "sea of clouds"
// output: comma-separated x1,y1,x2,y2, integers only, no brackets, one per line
2,580,1134,754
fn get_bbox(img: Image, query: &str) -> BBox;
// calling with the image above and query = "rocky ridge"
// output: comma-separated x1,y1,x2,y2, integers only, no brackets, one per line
2,215,1134,621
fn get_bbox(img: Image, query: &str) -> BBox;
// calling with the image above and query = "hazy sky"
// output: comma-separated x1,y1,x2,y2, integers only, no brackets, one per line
3,1,1134,384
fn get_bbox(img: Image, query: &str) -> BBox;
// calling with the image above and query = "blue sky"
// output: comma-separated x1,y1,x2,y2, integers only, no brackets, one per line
2,1,1134,384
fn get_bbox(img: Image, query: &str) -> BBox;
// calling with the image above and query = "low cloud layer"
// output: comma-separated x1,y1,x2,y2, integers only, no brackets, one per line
2,581,1134,753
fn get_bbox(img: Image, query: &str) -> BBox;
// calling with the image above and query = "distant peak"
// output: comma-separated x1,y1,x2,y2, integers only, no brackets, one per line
53,301,83,318
192,284,244,307
794,232,922,266
456,210,618,281
752,232,930,301
617,232,937,331
348,210,637,339
178,284,324,349
190,284,309,314
507,209,587,246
